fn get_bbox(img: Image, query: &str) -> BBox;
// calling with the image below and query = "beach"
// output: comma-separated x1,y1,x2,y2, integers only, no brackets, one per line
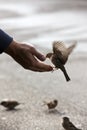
0,0,87,129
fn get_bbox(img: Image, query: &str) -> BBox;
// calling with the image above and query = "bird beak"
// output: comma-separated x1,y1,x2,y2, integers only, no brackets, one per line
46,53,53,58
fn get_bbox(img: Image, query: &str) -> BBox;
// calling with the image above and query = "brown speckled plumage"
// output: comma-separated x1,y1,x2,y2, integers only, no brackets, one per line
0,99,20,110
46,41,76,81
43,99,58,109
62,117,82,130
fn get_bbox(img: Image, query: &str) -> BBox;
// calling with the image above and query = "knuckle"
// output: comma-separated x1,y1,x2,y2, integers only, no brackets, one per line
30,46,34,50
30,47,36,53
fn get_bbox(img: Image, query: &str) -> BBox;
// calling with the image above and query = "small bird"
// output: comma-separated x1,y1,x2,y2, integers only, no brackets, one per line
0,99,20,110
46,41,76,81
43,99,58,110
62,117,82,130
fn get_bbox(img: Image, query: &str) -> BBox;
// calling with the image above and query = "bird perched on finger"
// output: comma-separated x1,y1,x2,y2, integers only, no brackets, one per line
46,41,76,81
62,117,82,130
43,99,58,110
0,99,20,110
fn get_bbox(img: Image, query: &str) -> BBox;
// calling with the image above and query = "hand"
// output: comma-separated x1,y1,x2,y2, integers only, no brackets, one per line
4,40,53,72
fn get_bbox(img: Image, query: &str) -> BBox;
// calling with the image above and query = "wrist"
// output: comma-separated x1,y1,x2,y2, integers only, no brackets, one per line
4,40,18,57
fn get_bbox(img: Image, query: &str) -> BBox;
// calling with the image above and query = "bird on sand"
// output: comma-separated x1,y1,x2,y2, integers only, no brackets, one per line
0,99,20,110
43,99,58,110
46,41,76,81
62,117,82,130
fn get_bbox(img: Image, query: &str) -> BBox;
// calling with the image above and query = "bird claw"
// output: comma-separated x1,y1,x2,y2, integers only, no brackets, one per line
52,67,58,72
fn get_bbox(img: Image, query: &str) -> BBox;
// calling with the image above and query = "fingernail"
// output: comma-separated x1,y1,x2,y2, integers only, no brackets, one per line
48,66,53,71
41,55,46,61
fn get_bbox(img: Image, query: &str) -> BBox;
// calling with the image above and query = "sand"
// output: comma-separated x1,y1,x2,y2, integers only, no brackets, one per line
0,51,87,130
0,0,87,129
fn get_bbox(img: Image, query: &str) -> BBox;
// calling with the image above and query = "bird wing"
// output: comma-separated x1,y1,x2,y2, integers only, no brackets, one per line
53,41,68,64
68,121,78,129
67,41,77,55
53,41,67,54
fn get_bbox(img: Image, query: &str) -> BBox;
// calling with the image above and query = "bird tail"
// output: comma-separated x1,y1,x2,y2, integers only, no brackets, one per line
61,65,70,82
67,41,77,55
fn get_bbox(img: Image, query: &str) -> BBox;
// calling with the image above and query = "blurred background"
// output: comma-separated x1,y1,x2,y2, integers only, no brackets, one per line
0,0,87,51
0,0,87,130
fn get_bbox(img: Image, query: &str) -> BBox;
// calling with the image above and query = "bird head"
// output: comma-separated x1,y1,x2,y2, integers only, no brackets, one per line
63,117,69,121
0,101,6,106
54,99,58,104
46,53,53,58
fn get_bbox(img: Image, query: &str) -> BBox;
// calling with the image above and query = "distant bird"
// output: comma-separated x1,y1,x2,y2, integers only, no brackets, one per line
62,117,82,130
43,99,58,110
46,41,76,81
0,99,20,110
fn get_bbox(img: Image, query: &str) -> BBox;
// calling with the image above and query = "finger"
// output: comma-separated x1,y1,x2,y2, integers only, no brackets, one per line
26,58,53,72
31,48,46,61
29,66,53,72
35,61,53,71
25,53,53,72
27,67,45,72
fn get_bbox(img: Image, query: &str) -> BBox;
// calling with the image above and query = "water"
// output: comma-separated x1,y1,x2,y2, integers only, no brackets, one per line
0,0,87,52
